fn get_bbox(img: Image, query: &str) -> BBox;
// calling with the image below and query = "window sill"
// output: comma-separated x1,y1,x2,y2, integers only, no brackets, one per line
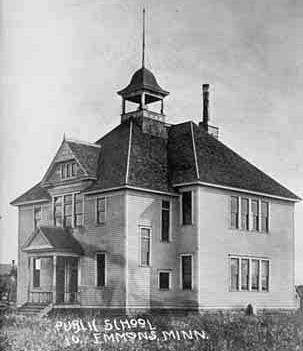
229,227,270,234
229,290,269,293
95,222,106,227
96,286,107,289
139,265,151,268
160,240,172,244
159,288,170,291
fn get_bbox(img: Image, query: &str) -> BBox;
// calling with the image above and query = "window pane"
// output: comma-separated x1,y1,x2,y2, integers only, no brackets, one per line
75,193,82,203
261,217,268,232
161,209,169,241
182,256,192,290
64,204,72,215
55,216,63,227
97,198,105,211
231,197,239,228
159,272,169,289
182,192,192,225
97,254,105,287
75,202,83,214
33,258,40,288
54,196,62,204
241,259,249,290
162,200,170,210
65,194,73,204
230,258,239,290
261,261,269,291
261,202,268,216
251,259,259,291
252,200,259,231
141,235,150,266
75,214,83,227
72,163,77,176
241,198,249,230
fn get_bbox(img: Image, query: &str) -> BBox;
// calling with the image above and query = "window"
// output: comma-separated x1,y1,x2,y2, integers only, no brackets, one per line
261,201,269,232
96,197,106,224
251,200,259,231
161,200,170,241
261,260,269,292
54,193,83,228
33,258,40,288
251,259,260,291
230,196,269,233
140,227,151,266
96,253,106,287
181,255,192,290
241,259,249,290
182,191,192,225
241,198,249,230
75,193,83,227
230,256,269,292
231,197,239,229
61,161,77,180
230,258,239,290
34,207,42,229
159,271,170,290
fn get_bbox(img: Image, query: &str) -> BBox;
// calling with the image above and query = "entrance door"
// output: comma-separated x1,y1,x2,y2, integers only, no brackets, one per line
66,258,78,303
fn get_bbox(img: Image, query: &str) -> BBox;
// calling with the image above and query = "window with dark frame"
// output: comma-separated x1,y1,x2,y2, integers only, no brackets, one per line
61,161,77,180
251,200,259,231
140,228,151,266
261,201,269,232
251,259,260,291
97,197,106,224
34,207,42,229
230,257,269,292
261,260,269,292
182,191,192,225
230,258,239,291
161,200,170,242
33,258,40,288
181,255,192,290
159,271,170,290
241,198,249,230
241,259,249,290
96,253,106,287
231,196,239,229
54,193,83,228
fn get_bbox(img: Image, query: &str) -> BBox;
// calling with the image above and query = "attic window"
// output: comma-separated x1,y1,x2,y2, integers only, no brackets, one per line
61,161,77,180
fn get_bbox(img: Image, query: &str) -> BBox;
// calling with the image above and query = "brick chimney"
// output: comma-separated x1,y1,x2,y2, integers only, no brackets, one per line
199,84,219,139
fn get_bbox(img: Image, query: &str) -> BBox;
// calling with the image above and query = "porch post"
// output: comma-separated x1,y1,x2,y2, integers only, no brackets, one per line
28,256,32,302
52,255,57,304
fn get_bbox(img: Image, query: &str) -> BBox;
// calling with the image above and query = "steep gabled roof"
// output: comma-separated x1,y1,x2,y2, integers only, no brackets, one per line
66,140,100,178
10,182,51,206
23,226,83,255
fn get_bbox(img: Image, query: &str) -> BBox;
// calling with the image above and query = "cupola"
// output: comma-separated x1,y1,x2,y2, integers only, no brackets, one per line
117,9,169,124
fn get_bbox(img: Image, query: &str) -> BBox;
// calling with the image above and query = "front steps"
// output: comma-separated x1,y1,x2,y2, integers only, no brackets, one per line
18,302,49,315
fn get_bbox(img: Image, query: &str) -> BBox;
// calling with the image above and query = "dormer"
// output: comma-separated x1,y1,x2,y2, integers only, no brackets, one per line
41,138,100,188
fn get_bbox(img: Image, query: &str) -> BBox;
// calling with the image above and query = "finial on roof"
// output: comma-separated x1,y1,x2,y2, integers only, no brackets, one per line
142,8,146,68
63,132,66,141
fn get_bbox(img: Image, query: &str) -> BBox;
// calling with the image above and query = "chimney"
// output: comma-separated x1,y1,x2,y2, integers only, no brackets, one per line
202,84,209,131
12,260,15,266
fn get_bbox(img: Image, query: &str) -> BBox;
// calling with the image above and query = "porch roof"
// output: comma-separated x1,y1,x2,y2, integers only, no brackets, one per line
22,226,84,255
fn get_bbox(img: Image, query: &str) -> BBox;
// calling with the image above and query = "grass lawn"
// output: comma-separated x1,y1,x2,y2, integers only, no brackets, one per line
1,309,303,351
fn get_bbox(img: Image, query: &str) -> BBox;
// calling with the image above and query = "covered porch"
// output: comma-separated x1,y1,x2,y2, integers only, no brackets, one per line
22,226,83,305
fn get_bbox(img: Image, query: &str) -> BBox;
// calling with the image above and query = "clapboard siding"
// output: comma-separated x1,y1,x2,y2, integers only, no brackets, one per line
126,190,198,309
73,192,126,307
198,186,296,309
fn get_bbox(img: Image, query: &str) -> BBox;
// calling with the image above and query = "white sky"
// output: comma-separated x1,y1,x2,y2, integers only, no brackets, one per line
1,0,303,282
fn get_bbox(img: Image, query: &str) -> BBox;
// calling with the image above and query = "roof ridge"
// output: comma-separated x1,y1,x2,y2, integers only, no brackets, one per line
66,138,101,148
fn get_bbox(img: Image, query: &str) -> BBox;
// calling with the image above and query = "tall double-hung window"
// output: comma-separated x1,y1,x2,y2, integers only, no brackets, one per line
54,193,83,227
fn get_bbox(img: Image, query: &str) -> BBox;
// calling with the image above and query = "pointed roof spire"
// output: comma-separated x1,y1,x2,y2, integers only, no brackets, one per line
142,8,146,68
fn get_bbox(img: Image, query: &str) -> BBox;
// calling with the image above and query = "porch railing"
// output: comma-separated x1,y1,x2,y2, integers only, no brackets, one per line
29,291,53,304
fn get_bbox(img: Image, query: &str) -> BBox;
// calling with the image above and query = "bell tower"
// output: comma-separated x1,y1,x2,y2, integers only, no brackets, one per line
117,9,169,125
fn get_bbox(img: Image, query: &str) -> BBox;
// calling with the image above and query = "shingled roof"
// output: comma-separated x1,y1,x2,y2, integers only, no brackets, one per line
11,119,300,204
23,226,83,255
66,140,100,178
10,182,51,206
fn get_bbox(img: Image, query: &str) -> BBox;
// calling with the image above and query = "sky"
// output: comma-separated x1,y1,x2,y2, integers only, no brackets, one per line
1,0,303,281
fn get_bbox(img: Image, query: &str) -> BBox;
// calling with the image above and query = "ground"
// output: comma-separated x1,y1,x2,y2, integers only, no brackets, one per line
1,308,303,351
